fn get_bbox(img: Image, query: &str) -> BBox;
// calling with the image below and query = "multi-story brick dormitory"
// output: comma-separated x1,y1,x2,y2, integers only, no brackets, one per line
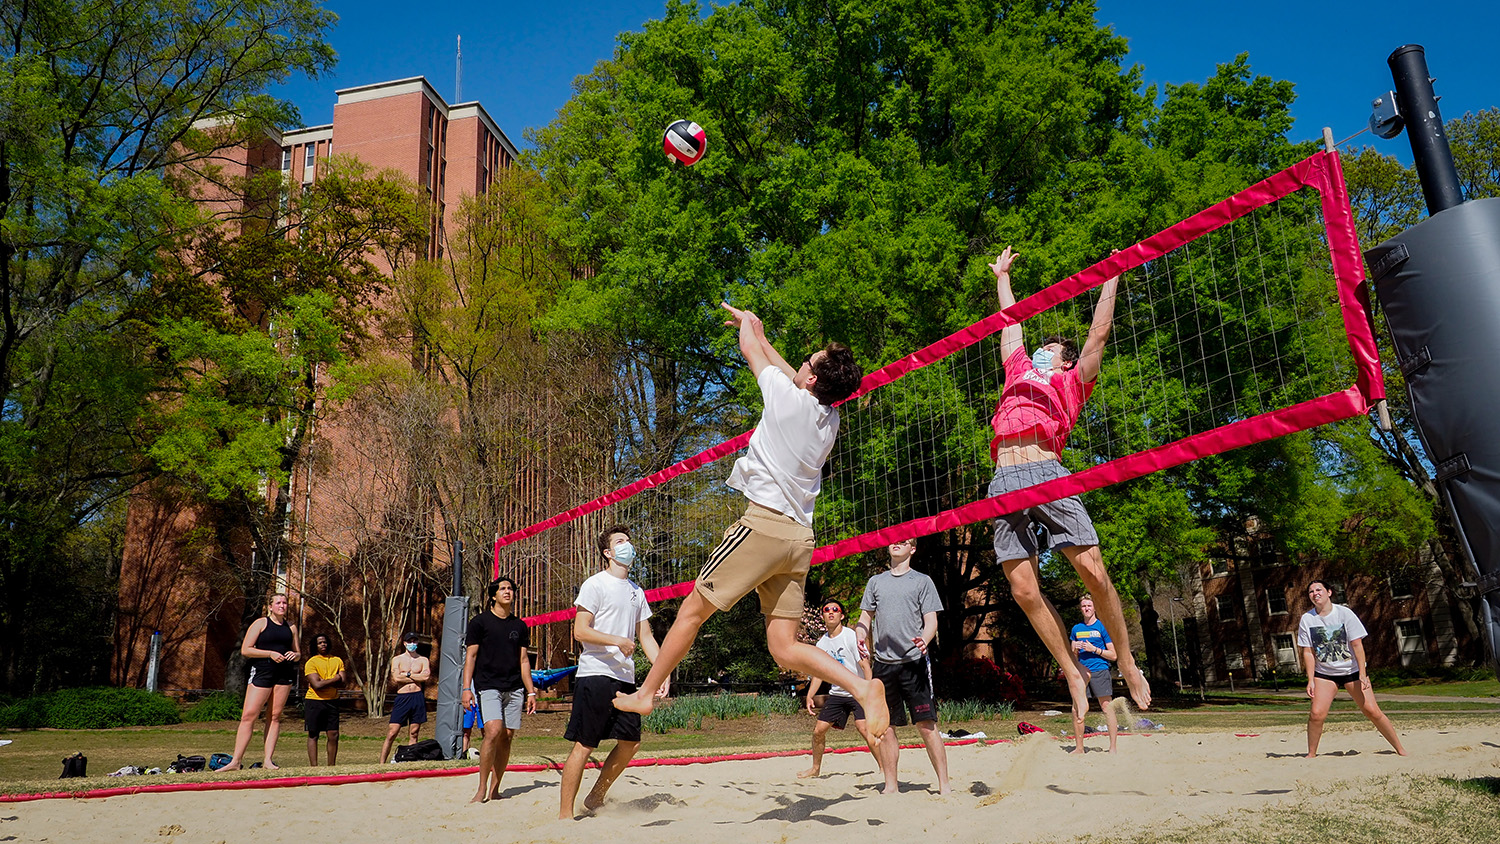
112,76,605,708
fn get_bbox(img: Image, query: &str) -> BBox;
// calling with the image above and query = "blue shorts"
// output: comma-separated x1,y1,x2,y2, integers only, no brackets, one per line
389,691,428,726
462,701,480,729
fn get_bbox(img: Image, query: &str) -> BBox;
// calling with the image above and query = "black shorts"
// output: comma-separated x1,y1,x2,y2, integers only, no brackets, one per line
564,675,642,748
817,694,865,729
872,658,937,727
389,691,428,726
304,698,340,736
1315,670,1362,686
248,662,296,689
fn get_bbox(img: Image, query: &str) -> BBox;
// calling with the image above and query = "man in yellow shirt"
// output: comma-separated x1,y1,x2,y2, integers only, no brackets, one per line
303,634,347,766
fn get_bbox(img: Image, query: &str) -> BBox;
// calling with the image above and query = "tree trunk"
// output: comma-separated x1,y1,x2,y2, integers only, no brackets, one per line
1137,595,1171,687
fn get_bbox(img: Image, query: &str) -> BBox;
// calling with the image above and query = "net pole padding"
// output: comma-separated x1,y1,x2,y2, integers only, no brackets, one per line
511,150,1384,626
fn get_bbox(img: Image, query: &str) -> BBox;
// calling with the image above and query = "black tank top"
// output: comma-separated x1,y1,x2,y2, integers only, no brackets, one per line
252,616,293,669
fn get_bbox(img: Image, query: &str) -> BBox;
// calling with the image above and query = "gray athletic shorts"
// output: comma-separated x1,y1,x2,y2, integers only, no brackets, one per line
1085,665,1114,699
988,460,1099,561
477,688,524,730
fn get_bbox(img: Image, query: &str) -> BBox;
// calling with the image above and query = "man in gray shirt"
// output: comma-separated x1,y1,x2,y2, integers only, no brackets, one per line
855,537,950,795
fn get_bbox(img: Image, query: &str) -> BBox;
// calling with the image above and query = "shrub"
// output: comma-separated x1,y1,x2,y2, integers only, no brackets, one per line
0,696,48,729
934,656,1028,702
941,698,1016,722
0,687,182,730
182,692,245,723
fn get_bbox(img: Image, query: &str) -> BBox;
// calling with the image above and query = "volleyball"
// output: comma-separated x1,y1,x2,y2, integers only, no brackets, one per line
663,119,707,166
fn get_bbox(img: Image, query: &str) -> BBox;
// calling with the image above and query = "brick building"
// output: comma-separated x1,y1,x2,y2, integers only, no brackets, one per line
1154,521,1478,688
113,77,529,698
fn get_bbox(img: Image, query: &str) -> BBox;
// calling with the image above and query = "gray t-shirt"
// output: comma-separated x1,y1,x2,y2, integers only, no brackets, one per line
860,569,944,664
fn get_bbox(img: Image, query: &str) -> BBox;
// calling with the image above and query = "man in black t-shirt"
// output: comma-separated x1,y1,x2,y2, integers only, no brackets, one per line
462,576,537,804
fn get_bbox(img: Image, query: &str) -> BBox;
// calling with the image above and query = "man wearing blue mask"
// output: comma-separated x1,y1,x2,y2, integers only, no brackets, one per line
559,525,666,819
987,246,1151,721
380,631,431,763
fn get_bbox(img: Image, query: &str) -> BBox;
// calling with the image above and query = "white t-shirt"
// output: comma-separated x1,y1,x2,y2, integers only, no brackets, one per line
725,365,839,528
574,570,652,683
1296,604,1368,676
814,627,864,697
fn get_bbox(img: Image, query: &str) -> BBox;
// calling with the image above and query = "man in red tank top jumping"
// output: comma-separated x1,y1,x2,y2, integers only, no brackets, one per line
987,246,1151,721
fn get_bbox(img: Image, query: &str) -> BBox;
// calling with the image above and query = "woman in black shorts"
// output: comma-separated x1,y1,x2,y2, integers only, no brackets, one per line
222,593,301,770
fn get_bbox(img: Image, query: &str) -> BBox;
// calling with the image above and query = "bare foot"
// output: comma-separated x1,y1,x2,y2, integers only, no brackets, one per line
218,762,242,772
1068,746,1086,755
263,761,280,770
1123,665,1152,710
582,793,606,812
936,784,952,795
797,766,820,779
613,689,656,716
470,792,488,804
857,678,889,741
1305,752,1317,759
880,783,899,795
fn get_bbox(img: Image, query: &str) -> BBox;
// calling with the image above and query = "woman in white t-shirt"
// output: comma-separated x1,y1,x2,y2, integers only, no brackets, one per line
1296,580,1406,758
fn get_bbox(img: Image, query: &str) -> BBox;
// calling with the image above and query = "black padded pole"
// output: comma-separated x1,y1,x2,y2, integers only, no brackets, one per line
1388,45,1463,214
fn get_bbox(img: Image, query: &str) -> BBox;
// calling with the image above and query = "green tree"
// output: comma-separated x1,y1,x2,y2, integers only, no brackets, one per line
0,0,333,693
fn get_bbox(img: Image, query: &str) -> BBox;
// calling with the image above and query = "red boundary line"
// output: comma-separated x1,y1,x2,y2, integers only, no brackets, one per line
0,739,986,803
512,150,1380,623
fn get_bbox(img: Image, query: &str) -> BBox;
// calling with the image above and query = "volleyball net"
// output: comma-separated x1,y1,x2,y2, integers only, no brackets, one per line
499,150,1383,626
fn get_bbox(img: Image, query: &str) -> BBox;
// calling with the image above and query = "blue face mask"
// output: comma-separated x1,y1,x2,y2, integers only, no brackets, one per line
405,643,418,653
1031,348,1055,372
612,541,636,568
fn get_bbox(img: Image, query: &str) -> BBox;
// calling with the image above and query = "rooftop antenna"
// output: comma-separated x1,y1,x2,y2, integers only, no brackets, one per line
455,35,462,103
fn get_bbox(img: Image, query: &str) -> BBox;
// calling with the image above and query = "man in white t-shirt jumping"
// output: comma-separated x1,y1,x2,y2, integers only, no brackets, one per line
559,525,667,819
798,599,878,779
1296,579,1406,758
615,303,890,743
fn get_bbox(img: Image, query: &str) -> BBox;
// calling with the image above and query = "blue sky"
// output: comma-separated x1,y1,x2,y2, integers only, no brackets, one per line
273,0,1499,162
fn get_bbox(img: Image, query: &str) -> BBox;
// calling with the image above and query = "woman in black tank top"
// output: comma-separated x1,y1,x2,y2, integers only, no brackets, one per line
221,593,300,771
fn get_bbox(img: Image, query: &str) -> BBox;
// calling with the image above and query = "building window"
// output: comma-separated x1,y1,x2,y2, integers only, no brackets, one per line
1267,590,1287,615
305,144,316,168
1208,557,1231,577
281,148,291,170
1215,595,1237,619
1273,634,1297,666
1395,619,1425,655
1225,652,1244,670
1329,582,1346,603
1390,575,1416,600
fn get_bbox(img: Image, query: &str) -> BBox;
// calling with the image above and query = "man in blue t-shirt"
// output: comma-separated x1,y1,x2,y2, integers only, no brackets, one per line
1069,595,1118,753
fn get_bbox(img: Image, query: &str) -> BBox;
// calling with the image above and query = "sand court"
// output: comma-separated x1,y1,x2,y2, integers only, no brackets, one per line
5,725,1498,843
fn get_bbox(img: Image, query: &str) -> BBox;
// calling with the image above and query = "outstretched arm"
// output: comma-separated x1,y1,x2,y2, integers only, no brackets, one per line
1075,252,1122,385
722,302,796,379
991,247,1024,361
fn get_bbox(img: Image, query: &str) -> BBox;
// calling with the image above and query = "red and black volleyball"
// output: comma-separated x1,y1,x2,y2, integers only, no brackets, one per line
662,119,707,166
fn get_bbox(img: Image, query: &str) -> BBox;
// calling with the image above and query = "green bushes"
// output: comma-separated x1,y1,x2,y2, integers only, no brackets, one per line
0,687,181,729
182,692,245,723
641,693,798,735
940,699,1015,722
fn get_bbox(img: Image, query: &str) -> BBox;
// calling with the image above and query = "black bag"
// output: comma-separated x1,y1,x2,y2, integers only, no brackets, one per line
393,739,444,762
167,754,206,773
60,752,87,779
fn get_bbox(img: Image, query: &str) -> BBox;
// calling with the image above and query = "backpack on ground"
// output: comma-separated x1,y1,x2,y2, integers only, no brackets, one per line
59,752,87,779
1016,721,1046,736
208,752,233,771
167,754,206,773
393,739,444,762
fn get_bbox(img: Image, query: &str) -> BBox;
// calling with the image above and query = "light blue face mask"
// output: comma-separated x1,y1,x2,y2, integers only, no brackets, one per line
1031,348,1055,372
612,541,636,568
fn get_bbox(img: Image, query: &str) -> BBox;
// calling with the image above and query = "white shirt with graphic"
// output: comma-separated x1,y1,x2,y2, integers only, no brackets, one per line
574,571,652,683
1296,603,1368,677
814,627,863,697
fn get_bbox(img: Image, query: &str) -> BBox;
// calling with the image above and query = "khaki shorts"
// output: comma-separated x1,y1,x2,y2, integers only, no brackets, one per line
695,502,813,619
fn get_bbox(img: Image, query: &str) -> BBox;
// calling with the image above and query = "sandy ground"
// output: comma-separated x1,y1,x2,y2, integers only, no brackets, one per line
4,723,1498,843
